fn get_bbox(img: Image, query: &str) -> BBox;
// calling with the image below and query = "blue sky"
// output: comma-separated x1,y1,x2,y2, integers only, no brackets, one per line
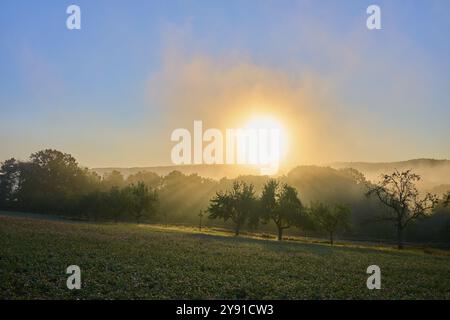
0,0,449,167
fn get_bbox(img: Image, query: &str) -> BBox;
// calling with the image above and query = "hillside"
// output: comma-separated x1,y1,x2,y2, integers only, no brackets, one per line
329,159,450,191
92,164,264,180
92,159,450,192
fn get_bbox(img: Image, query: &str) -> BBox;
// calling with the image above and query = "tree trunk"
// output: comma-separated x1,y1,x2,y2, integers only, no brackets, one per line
277,227,283,241
330,231,334,246
397,225,404,249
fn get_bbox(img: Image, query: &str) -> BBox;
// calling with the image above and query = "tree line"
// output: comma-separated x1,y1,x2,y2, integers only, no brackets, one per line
207,179,351,244
1,149,449,249
0,150,158,223
207,171,448,249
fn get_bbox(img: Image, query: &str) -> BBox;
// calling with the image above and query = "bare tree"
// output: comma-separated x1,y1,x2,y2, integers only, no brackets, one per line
366,170,439,249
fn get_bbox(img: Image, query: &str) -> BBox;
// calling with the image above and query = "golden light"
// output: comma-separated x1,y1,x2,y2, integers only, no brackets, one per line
244,116,283,130
240,114,289,173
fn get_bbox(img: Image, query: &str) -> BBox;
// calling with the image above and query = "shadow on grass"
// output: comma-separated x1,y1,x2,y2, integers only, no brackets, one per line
182,230,433,259
3,211,447,259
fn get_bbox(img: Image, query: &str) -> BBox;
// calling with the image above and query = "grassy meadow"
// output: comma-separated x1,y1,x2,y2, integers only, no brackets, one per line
1,214,449,300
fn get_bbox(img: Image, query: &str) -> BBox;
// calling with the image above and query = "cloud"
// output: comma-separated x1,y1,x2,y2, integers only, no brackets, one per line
148,43,361,166
145,11,450,167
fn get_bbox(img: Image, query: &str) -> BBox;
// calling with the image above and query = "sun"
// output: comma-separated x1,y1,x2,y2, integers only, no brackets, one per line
244,116,283,131
243,114,288,144
240,114,289,173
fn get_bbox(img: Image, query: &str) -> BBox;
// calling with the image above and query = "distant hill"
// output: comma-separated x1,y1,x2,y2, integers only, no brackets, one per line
329,159,450,192
92,164,264,180
92,159,450,193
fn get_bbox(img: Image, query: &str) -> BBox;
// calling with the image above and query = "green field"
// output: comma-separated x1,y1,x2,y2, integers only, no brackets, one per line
1,215,449,299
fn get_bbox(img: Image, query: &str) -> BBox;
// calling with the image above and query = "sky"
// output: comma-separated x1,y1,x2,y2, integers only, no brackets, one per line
0,0,449,169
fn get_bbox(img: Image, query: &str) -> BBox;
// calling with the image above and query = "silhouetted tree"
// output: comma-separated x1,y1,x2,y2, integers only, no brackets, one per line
444,192,450,207
108,186,123,222
122,182,158,223
208,181,257,236
309,202,351,245
78,190,105,221
158,171,217,224
15,150,94,213
102,170,125,189
126,171,161,189
0,158,20,208
339,168,367,185
366,170,439,249
260,179,304,240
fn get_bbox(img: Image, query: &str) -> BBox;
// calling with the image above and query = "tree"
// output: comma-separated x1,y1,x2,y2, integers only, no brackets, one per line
198,210,204,231
207,181,257,236
108,186,123,222
102,170,125,189
0,158,20,208
122,182,158,224
0,150,163,223
16,149,92,213
260,179,304,241
444,191,450,207
339,167,367,185
78,190,105,221
126,171,161,189
157,170,217,225
366,170,439,249
309,202,350,245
